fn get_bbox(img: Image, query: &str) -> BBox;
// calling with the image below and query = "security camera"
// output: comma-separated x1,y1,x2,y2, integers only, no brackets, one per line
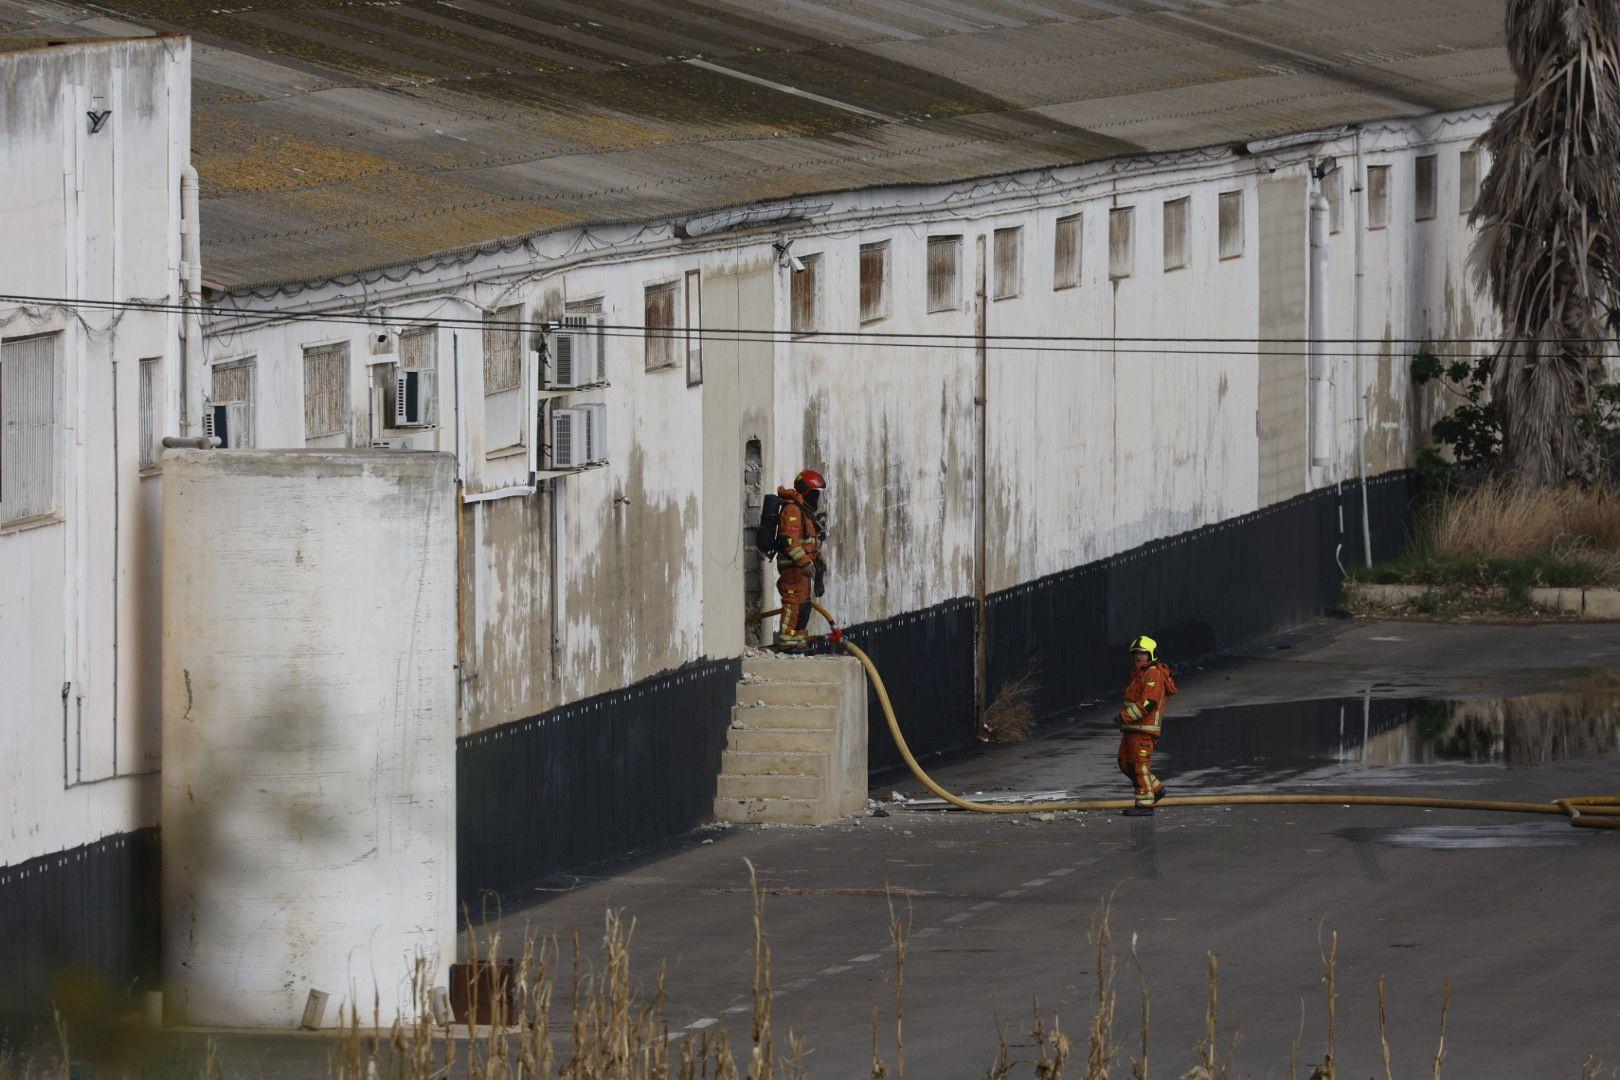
789,255,806,273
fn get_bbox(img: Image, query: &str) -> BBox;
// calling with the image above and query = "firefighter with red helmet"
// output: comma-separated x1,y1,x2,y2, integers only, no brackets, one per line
1118,634,1177,816
772,469,827,648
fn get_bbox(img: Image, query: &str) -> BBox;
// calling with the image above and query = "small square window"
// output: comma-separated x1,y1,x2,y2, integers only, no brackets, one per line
1415,154,1437,221
644,281,678,370
993,226,1022,300
1053,214,1082,290
1217,191,1244,260
791,254,821,336
1367,165,1390,230
1162,197,1190,272
1460,149,1480,214
1109,206,1135,280
927,235,962,313
859,241,890,323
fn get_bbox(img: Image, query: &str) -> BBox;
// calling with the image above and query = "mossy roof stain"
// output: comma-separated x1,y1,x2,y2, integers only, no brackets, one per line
0,0,1513,289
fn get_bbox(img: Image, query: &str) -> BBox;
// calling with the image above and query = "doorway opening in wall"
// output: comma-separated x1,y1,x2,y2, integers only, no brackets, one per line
743,438,765,646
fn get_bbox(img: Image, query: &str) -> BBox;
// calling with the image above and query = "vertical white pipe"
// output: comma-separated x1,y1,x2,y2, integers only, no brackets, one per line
180,165,202,435
1309,190,1332,469
1351,128,1373,567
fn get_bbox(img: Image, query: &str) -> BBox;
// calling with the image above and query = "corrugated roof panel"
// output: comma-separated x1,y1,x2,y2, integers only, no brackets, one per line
0,0,1513,288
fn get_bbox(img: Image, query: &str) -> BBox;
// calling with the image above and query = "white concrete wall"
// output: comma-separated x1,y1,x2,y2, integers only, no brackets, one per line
160,449,457,1028
0,37,189,867
208,107,1502,738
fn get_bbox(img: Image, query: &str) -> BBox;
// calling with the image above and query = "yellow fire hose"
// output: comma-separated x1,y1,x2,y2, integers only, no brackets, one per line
749,604,1620,830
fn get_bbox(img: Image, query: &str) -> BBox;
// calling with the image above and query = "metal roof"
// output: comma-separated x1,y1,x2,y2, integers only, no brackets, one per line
0,0,1512,290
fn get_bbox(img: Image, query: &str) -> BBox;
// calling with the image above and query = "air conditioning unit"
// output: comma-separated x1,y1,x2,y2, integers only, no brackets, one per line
394,369,434,427
551,408,584,469
580,402,607,463
202,401,248,448
546,315,605,389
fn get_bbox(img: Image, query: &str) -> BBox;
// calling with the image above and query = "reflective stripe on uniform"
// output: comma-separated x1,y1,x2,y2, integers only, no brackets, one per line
1125,703,1144,720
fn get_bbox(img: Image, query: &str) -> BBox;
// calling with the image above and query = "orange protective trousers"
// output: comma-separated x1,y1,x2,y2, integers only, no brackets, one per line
1117,732,1164,808
776,560,813,635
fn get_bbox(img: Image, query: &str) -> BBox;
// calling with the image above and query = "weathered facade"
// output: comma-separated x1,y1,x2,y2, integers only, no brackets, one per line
201,110,1500,895
0,0,1519,1012
0,34,191,1021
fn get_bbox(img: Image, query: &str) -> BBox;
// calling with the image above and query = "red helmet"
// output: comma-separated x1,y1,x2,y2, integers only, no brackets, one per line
794,469,826,494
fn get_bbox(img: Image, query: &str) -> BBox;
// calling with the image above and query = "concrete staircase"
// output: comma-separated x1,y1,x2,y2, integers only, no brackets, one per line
713,654,868,825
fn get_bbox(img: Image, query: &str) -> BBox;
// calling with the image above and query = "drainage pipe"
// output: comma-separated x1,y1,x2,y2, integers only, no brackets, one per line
1308,190,1332,469
180,165,203,436
1350,128,1373,566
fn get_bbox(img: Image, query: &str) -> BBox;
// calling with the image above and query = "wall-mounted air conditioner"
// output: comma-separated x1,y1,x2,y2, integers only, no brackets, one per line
580,402,607,464
551,408,584,469
202,401,248,448
394,369,435,427
545,315,605,389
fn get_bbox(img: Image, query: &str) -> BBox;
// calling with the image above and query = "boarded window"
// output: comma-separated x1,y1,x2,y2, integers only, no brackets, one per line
1218,191,1244,260
1109,206,1135,279
1325,168,1344,234
400,327,438,427
791,254,820,335
859,241,890,322
302,341,349,442
1053,214,1082,290
483,305,523,394
1162,197,1190,271
138,357,160,470
1460,149,1480,213
927,235,962,312
992,227,1022,300
1367,165,1390,230
1415,154,1437,221
644,281,677,370
685,269,702,386
210,357,255,449
1,333,60,525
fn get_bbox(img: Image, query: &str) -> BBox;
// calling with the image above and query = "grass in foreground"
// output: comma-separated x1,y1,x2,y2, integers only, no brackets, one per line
12,865,1614,1079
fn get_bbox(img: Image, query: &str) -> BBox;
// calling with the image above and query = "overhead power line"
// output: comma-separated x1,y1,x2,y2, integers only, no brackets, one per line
3,292,1609,361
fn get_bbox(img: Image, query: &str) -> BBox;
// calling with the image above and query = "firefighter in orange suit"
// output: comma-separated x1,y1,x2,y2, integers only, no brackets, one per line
774,469,827,647
1117,635,1177,816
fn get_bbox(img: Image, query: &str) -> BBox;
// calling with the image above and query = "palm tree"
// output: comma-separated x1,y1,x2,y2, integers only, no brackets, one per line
1471,0,1620,485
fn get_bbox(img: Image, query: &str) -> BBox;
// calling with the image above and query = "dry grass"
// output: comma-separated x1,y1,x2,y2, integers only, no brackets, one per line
1421,483,1620,575
19,876,1611,1079
982,663,1043,744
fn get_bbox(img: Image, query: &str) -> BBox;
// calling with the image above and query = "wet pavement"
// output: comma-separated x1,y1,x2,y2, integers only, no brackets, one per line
134,620,1620,1077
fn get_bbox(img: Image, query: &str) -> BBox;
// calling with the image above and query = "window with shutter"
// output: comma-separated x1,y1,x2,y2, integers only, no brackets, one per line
1162,197,1190,271
644,281,677,370
791,254,821,335
483,305,523,394
1109,206,1135,280
928,236,962,312
210,357,256,449
859,241,890,323
993,227,1022,299
1053,215,1082,290
1367,165,1391,230
1217,191,1244,260
400,327,438,427
139,357,160,470
302,342,349,442
1,334,60,525
1415,155,1437,221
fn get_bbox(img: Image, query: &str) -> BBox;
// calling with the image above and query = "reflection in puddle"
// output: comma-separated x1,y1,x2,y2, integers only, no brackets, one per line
1159,692,1620,789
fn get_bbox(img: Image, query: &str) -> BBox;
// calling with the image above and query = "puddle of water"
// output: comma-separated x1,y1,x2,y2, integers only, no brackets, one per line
1157,692,1620,788
1340,824,1590,850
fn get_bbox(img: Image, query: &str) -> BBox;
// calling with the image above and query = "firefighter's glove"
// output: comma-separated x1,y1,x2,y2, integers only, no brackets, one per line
814,565,827,597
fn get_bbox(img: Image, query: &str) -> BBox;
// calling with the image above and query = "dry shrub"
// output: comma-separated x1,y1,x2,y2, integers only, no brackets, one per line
1424,483,1620,561
982,663,1043,744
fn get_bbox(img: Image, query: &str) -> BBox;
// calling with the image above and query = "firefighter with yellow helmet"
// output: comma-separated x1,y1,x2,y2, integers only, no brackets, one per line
1117,634,1178,816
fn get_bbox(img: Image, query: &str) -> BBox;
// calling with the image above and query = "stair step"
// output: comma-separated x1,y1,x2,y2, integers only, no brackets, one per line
742,656,847,683
731,704,836,730
736,680,842,707
712,796,823,826
716,773,824,800
730,727,835,754
721,749,824,777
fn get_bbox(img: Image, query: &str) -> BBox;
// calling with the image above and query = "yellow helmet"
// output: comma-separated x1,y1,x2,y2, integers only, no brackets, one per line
1129,635,1158,660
